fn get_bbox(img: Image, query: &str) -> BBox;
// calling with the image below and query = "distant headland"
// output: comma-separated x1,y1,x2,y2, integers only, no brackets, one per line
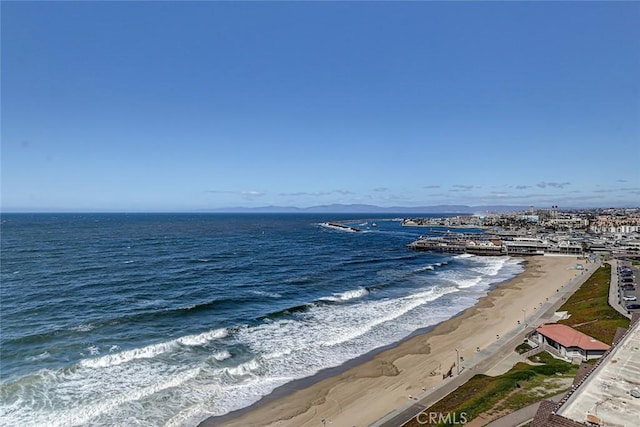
204,204,534,214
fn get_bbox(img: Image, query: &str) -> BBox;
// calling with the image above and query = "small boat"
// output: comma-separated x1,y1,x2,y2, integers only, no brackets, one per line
371,223,378,227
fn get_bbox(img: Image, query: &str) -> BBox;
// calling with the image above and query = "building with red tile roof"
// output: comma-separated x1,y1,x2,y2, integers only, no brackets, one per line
531,315,640,427
531,324,610,362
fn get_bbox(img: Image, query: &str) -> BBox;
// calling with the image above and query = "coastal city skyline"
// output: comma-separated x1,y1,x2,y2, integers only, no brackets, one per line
2,2,639,212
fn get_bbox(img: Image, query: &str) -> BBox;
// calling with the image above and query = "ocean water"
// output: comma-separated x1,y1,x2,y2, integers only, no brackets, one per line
0,214,524,426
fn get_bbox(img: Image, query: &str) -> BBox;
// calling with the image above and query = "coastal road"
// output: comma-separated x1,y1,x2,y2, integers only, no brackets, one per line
371,258,600,427
607,259,632,319
610,259,640,318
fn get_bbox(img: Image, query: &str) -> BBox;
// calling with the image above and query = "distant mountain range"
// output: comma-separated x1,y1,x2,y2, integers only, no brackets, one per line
205,204,531,214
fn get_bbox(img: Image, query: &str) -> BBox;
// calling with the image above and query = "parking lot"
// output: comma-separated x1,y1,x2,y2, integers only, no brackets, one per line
617,261,640,314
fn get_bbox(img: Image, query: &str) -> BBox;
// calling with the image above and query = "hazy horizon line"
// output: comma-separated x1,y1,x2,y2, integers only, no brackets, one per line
3,202,639,215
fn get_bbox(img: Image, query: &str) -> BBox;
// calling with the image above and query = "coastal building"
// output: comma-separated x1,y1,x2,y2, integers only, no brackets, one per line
590,214,640,234
401,216,484,228
543,217,590,230
520,214,540,223
407,237,504,255
503,239,547,256
529,324,610,362
618,239,640,251
531,316,640,427
545,240,584,256
404,207,640,257
586,240,609,254
408,235,585,257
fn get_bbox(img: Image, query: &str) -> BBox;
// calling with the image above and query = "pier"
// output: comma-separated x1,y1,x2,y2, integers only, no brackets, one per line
408,236,581,257
408,238,505,256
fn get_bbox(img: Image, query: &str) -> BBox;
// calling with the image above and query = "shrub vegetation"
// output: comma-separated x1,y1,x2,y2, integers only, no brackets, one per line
557,264,629,344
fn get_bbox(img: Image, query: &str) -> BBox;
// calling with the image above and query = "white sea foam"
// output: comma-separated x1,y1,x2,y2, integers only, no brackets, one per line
70,323,95,332
226,359,261,377
471,256,507,276
210,350,231,361
80,328,228,368
235,283,464,387
2,257,524,427
65,367,201,427
415,265,435,272
320,287,369,302
262,348,292,360
177,328,229,347
249,290,283,298
80,342,177,368
25,351,51,362
317,285,459,347
439,267,479,288
456,276,484,288
440,256,521,289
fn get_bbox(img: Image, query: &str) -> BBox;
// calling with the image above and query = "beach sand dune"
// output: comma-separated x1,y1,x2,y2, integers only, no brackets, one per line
210,256,584,427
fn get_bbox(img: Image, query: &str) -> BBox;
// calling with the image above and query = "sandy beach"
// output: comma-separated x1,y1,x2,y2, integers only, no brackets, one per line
211,255,584,427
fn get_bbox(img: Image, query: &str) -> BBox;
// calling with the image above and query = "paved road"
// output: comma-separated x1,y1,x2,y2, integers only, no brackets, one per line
608,259,632,319
610,259,640,318
371,258,600,427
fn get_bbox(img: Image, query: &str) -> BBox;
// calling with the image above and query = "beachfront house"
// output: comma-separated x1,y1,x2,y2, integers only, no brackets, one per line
529,324,610,362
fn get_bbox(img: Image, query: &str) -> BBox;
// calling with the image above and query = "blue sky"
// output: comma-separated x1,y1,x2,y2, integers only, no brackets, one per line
2,1,639,211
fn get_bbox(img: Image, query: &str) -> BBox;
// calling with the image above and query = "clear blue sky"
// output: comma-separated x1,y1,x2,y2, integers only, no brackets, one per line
2,1,639,211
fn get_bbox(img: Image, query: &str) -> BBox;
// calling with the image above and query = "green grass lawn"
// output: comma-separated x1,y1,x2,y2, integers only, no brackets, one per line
402,352,577,427
515,342,532,354
401,263,630,427
556,264,629,344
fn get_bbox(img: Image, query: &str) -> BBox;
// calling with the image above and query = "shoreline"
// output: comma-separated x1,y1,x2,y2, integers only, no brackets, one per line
200,272,514,426
202,255,583,427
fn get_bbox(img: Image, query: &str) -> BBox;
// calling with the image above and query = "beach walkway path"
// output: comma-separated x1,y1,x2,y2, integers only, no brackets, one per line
372,258,601,427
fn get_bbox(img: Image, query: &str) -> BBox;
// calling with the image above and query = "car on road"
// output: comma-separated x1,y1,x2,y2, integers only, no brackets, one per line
621,284,636,291
622,295,637,302
626,303,640,310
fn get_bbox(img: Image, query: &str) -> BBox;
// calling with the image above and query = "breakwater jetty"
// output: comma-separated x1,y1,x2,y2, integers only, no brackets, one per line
322,222,362,232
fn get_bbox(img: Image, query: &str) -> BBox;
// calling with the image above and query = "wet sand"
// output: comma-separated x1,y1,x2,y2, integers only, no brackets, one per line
206,255,582,427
